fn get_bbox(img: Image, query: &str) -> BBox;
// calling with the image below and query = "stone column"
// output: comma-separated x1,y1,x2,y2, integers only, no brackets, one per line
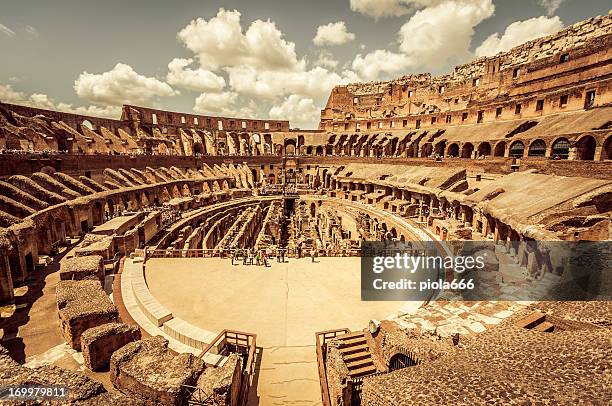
0,255,14,304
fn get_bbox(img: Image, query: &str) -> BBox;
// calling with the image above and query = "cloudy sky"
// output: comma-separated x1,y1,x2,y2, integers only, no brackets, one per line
0,0,609,128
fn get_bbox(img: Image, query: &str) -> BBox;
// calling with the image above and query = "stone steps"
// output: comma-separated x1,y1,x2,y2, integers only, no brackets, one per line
337,331,378,379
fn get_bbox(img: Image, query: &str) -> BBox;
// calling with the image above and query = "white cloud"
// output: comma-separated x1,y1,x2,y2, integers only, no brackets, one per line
352,50,413,81
475,16,564,57
177,8,300,71
269,95,319,129
314,51,339,69
349,0,444,19
74,63,178,106
25,25,39,37
351,0,494,80
166,58,226,92
0,84,26,102
0,23,16,38
0,83,121,118
398,0,494,66
313,21,355,46
539,0,564,16
226,65,358,101
193,91,238,115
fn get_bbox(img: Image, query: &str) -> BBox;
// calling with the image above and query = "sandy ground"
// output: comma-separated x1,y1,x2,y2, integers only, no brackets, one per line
146,257,418,405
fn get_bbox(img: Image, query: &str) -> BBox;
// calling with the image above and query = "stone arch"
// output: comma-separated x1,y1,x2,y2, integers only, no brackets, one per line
421,143,433,158
171,185,181,198
306,146,313,155
284,139,297,156
527,139,546,157
268,173,276,184
140,192,149,207
316,146,324,156
388,352,420,371
193,142,204,156
92,201,104,225
182,184,191,196
161,187,172,202
53,218,66,244
551,137,570,159
434,141,446,157
447,143,459,157
509,140,525,158
461,142,474,158
602,135,612,160
576,135,596,160
493,141,506,157
104,199,116,217
477,142,491,157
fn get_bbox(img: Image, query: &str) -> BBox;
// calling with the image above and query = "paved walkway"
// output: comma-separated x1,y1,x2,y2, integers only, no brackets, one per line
145,257,419,405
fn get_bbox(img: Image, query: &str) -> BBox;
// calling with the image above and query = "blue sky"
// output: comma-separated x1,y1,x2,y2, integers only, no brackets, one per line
0,0,610,128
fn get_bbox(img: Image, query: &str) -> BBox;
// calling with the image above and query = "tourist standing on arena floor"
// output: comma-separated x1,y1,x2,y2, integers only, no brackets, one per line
310,248,316,263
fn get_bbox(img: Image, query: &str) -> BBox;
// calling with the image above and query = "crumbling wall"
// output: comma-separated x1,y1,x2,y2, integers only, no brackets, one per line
81,322,141,371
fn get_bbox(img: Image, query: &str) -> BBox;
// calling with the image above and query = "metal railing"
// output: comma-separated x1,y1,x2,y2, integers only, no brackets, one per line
143,247,363,262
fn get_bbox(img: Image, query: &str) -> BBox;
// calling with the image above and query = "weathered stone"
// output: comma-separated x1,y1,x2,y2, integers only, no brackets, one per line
60,255,104,283
110,336,205,406
81,322,141,371
195,353,242,406
56,279,118,350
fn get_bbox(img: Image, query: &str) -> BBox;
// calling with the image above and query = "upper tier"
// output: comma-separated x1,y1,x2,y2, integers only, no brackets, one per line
320,12,612,131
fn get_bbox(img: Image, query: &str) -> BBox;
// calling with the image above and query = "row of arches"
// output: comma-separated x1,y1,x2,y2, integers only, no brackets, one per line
439,135,606,160
249,133,610,161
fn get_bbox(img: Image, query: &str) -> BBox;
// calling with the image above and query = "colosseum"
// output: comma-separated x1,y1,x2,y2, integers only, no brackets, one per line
0,6,610,406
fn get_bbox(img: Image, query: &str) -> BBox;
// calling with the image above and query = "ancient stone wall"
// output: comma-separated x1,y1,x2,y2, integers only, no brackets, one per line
81,322,141,371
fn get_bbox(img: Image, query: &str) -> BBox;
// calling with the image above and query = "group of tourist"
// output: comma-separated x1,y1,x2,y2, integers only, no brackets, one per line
229,246,319,266
231,247,274,266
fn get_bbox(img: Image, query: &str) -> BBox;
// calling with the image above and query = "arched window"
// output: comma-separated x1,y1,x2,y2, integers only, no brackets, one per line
461,143,474,158
389,353,420,371
493,141,506,157
477,142,491,157
509,141,525,158
528,139,546,157
551,138,570,159
576,135,596,160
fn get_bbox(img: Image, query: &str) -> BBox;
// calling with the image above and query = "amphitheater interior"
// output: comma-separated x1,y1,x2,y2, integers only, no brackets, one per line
0,13,611,406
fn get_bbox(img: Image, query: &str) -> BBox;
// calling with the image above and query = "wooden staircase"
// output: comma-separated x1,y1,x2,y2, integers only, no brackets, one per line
336,331,377,378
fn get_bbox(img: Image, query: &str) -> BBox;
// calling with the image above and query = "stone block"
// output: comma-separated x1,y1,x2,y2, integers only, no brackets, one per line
110,336,205,406
81,322,141,371
60,255,104,283
196,353,242,406
56,279,118,351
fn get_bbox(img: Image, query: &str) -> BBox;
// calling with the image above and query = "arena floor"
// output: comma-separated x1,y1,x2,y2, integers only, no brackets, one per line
145,257,419,404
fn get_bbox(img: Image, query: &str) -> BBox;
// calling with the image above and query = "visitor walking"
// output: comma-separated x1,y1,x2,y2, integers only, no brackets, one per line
261,250,268,267
310,248,316,263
